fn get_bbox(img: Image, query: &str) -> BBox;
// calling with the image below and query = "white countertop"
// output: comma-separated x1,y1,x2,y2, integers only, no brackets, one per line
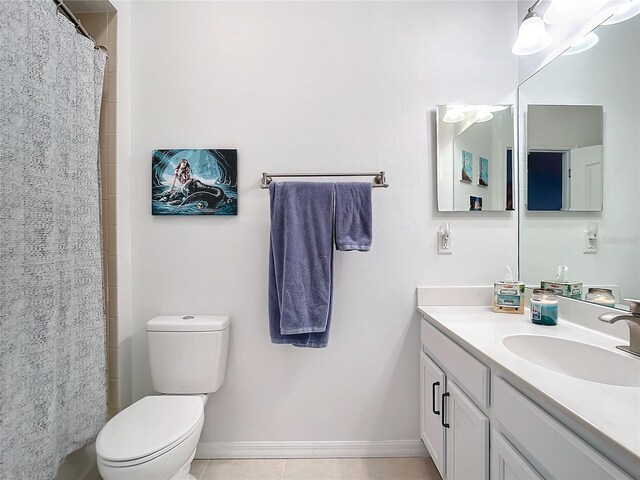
417,305,640,469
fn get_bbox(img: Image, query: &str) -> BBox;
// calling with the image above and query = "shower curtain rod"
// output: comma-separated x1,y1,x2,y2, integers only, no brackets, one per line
261,171,389,189
53,0,108,54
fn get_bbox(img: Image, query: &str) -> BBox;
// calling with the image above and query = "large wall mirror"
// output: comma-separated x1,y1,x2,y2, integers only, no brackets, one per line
436,105,515,211
519,13,640,308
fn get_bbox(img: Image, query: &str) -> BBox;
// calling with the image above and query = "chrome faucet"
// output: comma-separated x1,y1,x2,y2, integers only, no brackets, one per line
599,299,640,357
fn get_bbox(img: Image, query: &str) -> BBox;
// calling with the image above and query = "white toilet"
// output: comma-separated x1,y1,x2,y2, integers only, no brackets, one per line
96,315,230,480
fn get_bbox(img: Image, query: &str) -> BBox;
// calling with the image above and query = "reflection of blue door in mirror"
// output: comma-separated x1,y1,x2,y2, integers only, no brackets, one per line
527,151,564,211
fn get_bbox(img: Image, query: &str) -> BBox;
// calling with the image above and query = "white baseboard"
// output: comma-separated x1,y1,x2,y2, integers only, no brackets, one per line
196,440,427,459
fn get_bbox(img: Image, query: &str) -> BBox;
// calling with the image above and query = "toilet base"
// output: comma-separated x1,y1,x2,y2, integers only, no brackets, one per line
168,453,197,480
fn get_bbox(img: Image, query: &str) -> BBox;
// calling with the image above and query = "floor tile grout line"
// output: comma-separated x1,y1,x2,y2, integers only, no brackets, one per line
359,457,367,480
198,459,210,479
190,456,437,480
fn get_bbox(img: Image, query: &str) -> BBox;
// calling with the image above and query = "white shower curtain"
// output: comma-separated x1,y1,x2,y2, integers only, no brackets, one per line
0,1,108,478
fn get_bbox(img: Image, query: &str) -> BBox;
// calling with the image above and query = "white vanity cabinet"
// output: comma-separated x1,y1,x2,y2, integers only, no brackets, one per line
492,376,632,480
445,381,489,480
419,315,634,480
491,431,543,480
420,320,490,480
419,352,445,475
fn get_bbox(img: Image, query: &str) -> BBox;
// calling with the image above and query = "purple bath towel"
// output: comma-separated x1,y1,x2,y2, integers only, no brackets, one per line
335,182,372,251
268,182,335,348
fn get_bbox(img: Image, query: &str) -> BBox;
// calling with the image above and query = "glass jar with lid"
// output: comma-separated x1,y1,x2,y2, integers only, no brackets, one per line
584,288,616,308
531,289,558,325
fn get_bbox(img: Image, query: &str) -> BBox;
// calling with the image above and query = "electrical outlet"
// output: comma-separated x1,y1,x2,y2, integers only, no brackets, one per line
437,231,452,255
584,235,597,254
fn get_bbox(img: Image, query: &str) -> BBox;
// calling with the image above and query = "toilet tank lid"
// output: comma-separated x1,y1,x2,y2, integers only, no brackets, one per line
147,315,231,332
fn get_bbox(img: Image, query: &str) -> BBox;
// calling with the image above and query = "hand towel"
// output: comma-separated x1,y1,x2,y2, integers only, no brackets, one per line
334,182,372,251
268,182,335,348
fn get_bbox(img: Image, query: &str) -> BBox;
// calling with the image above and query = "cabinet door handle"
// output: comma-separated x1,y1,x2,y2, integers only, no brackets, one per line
431,381,440,415
441,392,450,428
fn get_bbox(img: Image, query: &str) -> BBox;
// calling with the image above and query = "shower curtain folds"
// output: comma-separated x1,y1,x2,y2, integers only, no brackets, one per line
0,1,108,478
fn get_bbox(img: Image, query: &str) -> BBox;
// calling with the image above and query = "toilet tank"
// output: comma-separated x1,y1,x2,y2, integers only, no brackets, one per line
146,315,230,394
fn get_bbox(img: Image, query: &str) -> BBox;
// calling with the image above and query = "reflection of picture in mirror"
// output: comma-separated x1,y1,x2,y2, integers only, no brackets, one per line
478,157,489,187
460,150,472,183
469,196,482,211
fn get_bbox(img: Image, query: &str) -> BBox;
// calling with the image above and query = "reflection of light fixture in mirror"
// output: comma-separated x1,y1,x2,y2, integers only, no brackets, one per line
474,108,494,123
562,32,599,55
489,105,509,112
513,2,552,56
603,0,640,25
443,106,465,123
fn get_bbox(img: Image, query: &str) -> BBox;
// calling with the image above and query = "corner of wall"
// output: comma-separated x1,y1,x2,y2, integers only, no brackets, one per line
111,0,133,410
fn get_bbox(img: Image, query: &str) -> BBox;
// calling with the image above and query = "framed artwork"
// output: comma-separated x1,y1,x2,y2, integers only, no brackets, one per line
479,157,489,187
460,150,472,183
152,149,238,215
470,196,482,211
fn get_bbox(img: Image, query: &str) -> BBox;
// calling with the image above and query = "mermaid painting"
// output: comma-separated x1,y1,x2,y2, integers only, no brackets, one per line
152,149,238,216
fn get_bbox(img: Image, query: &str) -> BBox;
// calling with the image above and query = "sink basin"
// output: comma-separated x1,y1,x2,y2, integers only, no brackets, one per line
502,335,640,387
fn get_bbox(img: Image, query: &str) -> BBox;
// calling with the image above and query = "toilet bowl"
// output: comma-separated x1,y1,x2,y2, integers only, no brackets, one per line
97,395,205,480
96,315,230,480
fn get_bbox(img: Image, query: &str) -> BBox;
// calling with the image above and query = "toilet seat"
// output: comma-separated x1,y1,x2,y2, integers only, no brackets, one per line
97,395,204,468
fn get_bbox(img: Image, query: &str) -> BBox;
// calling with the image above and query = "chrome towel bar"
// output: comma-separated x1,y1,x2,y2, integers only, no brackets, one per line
261,171,388,189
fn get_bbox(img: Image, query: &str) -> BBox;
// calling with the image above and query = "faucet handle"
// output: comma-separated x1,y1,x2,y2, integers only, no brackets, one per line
623,299,640,315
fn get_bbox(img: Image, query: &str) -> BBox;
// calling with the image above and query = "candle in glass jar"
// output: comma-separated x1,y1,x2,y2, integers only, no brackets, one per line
531,289,558,326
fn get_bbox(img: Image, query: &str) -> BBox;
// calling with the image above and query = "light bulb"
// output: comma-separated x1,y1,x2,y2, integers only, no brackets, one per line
562,32,599,56
512,14,552,56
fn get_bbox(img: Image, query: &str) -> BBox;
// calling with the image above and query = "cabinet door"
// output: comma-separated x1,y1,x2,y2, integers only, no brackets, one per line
420,351,446,478
445,380,489,480
491,431,543,480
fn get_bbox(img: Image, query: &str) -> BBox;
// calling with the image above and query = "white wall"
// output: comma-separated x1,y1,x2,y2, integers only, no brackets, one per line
128,1,518,447
519,16,640,301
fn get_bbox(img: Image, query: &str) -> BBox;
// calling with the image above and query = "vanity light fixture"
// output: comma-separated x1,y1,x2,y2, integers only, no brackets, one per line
543,0,581,25
562,31,599,55
512,1,552,56
543,0,601,25
602,0,640,25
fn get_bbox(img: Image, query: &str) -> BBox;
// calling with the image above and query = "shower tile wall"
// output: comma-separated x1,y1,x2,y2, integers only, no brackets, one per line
75,12,119,416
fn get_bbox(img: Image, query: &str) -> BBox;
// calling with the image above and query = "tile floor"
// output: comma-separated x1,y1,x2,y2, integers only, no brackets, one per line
190,457,442,480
